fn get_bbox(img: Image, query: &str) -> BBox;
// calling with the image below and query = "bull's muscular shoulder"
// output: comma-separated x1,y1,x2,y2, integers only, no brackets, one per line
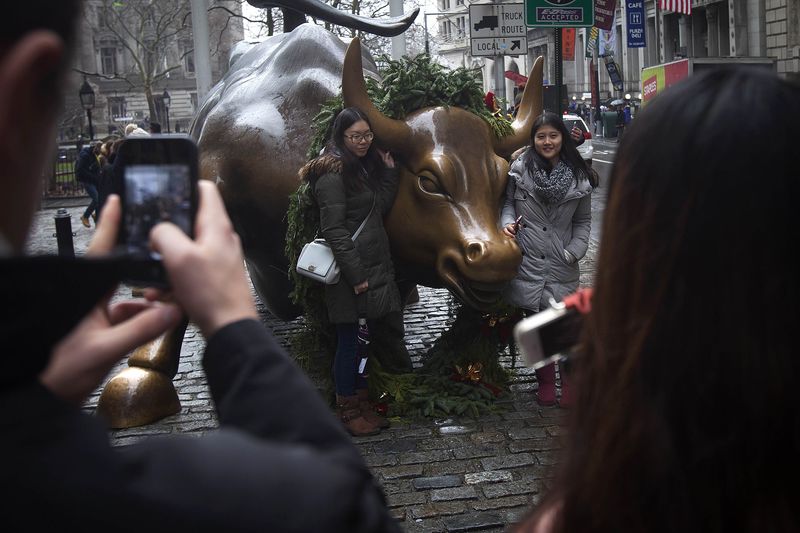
299,154,343,183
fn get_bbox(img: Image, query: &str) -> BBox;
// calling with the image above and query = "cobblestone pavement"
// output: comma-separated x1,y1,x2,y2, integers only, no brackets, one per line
26,184,606,532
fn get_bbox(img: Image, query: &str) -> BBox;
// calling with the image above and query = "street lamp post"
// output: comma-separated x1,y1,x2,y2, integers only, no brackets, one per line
162,89,171,133
78,77,95,140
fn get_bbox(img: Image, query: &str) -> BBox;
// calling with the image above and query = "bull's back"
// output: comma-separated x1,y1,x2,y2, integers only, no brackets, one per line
189,24,367,318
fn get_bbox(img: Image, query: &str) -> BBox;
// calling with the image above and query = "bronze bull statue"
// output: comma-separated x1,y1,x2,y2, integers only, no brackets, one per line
96,4,543,428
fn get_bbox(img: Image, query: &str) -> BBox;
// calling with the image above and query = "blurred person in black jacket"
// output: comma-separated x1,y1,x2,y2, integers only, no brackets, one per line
0,2,400,532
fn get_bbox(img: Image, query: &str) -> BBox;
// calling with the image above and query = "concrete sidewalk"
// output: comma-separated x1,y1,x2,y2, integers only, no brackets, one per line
27,200,601,532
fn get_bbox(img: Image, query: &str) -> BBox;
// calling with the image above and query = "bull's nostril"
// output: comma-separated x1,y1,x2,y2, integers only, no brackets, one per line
466,241,485,263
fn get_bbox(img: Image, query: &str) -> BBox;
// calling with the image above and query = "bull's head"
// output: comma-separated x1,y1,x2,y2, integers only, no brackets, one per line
342,38,543,310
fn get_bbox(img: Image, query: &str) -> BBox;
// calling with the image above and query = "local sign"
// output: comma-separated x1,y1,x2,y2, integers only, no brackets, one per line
524,0,595,27
469,3,528,57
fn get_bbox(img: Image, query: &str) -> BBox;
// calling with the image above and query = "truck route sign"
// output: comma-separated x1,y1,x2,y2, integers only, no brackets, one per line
524,0,595,27
469,3,528,57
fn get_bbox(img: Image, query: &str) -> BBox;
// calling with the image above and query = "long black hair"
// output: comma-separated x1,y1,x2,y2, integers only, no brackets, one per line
520,67,800,533
523,111,596,187
324,106,384,192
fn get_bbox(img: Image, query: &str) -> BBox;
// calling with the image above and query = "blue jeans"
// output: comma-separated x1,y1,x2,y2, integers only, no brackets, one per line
334,323,367,396
83,183,99,219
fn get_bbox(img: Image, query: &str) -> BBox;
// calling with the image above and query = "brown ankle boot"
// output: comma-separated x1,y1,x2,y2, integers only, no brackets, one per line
336,395,380,437
357,389,390,429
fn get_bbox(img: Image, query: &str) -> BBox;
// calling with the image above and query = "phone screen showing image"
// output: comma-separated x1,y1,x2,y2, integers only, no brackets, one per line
122,163,193,259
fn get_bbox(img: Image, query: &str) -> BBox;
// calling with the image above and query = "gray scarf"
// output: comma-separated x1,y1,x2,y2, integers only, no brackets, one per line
532,159,573,204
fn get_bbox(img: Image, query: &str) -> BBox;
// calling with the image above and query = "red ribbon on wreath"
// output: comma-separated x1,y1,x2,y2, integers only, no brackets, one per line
479,309,524,343
451,362,504,397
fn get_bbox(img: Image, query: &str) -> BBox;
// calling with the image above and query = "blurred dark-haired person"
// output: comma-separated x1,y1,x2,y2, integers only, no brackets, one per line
516,67,800,533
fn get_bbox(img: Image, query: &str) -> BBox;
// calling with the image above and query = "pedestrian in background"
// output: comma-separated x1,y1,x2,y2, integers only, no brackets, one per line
149,121,162,134
74,139,101,228
0,4,400,531
501,112,597,408
516,67,799,533
300,106,401,436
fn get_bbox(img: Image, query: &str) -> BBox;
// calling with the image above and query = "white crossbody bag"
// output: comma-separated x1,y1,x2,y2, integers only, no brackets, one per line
296,199,375,285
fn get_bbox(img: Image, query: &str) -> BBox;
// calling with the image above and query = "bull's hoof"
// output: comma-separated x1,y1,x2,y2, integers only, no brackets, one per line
95,367,180,429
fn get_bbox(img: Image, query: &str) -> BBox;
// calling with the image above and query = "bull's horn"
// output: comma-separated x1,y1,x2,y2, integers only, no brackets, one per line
247,1,419,37
342,38,413,153
493,56,544,159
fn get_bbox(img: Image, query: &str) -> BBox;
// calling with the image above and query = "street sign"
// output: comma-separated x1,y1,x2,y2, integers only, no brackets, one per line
472,37,528,57
524,0,595,27
469,3,527,57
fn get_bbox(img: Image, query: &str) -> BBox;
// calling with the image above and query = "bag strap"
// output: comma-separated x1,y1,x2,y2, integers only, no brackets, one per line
351,195,376,242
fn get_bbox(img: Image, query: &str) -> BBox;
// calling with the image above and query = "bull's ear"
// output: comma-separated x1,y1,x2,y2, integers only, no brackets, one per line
342,38,412,154
493,56,543,159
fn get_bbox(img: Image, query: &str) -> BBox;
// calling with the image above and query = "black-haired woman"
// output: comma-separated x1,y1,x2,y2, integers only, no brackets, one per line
501,112,597,408
299,106,400,436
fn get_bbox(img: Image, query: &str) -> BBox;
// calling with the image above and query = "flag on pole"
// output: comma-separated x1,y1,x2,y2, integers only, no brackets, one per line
660,0,691,15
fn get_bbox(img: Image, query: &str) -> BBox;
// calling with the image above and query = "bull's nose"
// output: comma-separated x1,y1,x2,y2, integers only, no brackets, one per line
465,241,486,264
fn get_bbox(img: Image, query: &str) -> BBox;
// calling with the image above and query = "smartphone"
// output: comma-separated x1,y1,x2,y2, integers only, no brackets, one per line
114,135,199,286
513,302,584,369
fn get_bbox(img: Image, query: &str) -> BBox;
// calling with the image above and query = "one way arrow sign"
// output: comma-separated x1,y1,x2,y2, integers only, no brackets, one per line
511,40,521,50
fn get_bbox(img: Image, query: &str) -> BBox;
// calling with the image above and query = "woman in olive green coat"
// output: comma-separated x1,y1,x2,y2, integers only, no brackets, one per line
300,107,401,436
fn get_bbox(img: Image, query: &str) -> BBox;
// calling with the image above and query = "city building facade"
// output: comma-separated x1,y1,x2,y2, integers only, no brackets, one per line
431,0,798,111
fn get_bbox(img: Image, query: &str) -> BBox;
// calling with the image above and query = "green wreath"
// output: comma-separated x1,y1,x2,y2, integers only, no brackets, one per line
285,52,520,418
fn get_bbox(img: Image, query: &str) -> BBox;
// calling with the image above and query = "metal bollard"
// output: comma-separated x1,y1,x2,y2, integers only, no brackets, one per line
53,208,75,258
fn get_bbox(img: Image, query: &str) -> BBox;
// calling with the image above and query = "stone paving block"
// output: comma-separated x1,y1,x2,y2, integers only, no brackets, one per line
363,453,399,468
508,438,563,454
442,511,504,532
372,437,420,454
430,485,478,502
507,426,550,440
399,449,453,465
470,494,530,512
423,459,477,477
412,474,462,490
479,452,537,471
451,444,502,461
480,479,542,499
378,463,426,480
409,501,468,520
463,470,513,485
387,491,428,508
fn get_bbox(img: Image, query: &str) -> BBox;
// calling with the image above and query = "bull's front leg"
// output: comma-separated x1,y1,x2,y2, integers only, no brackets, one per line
95,318,189,428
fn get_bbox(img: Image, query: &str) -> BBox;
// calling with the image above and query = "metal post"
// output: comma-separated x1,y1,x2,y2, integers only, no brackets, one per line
554,28,564,114
389,0,406,60
190,0,212,102
87,109,94,140
54,208,75,258
424,13,430,55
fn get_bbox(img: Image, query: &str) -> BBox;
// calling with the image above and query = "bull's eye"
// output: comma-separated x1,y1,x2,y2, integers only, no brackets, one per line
418,175,449,198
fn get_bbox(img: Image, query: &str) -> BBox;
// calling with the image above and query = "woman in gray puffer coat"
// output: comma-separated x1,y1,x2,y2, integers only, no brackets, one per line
300,107,401,437
500,111,597,409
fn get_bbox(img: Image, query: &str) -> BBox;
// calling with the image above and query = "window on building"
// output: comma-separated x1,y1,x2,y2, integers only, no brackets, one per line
97,37,119,75
180,40,195,75
108,96,126,121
